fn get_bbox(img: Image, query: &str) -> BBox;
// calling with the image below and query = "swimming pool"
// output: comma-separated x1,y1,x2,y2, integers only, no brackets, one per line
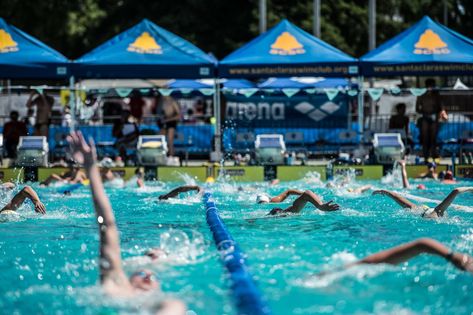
0,173,472,314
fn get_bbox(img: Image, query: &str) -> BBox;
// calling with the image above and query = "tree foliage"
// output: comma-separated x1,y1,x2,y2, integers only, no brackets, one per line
0,0,472,59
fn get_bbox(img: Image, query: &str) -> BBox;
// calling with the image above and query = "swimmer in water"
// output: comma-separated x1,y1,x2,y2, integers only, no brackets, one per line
325,175,372,194
418,162,438,180
40,164,87,186
322,238,473,274
1,182,16,190
158,185,202,200
396,160,426,190
256,189,304,204
268,190,340,215
372,187,473,218
67,131,185,313
0,185,46,214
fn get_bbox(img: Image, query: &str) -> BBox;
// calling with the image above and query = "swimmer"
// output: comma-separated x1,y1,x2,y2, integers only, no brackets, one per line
325,174,372,194
40,164,87,186
418,162,438,180
67,131,185,313
135,167,145,188
268,190,340,216
439,170,456,184
372,187,473,218
100,167,115,182
0,185,46,214
158,185,202,200
329,238,473,274
256,189,304,204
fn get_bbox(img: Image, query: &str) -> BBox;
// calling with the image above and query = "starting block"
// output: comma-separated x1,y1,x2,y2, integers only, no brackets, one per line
16,136,49,167
136,135,168,166
255,134,286,165
373,133,405,164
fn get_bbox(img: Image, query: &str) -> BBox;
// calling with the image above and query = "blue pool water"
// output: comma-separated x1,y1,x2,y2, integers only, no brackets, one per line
0,172,472,314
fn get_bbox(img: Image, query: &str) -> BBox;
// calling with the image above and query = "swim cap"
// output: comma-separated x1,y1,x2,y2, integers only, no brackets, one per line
427,162,437,169
417,184,426,190
444,170,454,180
256,194,270,204
206,176,215,184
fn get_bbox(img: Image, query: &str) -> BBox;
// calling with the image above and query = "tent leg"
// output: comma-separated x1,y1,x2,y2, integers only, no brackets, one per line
69,76,76,132
357,76,365,143
211,79,222,162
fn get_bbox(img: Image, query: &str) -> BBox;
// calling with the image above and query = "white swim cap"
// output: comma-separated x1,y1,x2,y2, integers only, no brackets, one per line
256,194,270,204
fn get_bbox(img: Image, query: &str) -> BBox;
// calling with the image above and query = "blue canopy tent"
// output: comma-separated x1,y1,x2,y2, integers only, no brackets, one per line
0,18,69,78
258,77,350,89
73,19,216,79
168,79,256,89
360,16,473,76
219,19,358,78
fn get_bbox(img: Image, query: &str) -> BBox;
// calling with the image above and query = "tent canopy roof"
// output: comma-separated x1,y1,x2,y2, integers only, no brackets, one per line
74,19,216,79
0,18,69,79
219,19,358,78
360,16,473,76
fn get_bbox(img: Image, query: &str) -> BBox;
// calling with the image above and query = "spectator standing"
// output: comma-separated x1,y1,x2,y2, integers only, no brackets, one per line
26,90,54,138
415,79,448,160
129,90,145,122
112,110,140,162
157,96,180,157
3,111,28,158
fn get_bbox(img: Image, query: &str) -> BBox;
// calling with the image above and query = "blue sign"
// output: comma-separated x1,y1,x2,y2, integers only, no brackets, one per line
224,93,349,128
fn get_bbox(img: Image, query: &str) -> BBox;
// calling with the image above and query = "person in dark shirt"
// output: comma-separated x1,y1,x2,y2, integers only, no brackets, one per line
129,90,145,122
416,79,448,159
3,111,28,158
389,103,409,136
112,110,140,161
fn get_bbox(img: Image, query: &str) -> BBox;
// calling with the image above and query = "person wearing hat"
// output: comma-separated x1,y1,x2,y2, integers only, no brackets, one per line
256,189,304,204
372,187,473,219
418,162,438,179
40,163,87,186
267,190,340,216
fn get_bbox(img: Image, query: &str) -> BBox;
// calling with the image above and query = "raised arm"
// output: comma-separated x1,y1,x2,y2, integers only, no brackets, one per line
397,160,410,189
270,189,304,203
434,187,473,217
352,238,473,273
284,190,339,214
67,131,128,287
1,186,46,214
372,190,416,209
158,185,202,200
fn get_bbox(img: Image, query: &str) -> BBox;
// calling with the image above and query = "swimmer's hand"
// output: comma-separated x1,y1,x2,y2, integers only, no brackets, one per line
33,200,46,214
319,201,340,211
449,252,473,273
67,131,97,167
158,194,170,200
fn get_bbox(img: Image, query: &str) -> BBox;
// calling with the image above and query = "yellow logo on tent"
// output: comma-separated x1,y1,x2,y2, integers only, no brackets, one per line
414,29,450,55
128,32,162,54
270,32,305,55
0,29,18,53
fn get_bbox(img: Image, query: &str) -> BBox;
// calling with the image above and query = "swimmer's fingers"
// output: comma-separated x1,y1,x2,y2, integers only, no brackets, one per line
34,201,46,214
320,200,340,211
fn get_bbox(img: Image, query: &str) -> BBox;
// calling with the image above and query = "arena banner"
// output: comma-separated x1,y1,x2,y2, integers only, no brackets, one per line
0,168,24,183
277,166,326,181
214,166,264,182
405,165,447,178
333,165,383,180
455,165,473,179
224,93,349,128
157,167,208,182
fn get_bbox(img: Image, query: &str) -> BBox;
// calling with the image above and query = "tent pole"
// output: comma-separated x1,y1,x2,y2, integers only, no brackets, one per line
357,75,364,142
69,76,76,132
212,79,222,161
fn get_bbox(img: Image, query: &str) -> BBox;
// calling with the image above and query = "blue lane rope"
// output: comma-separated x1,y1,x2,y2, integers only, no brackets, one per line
203,192,272,315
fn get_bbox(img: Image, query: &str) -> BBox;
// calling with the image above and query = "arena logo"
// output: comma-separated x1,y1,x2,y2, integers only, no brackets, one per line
414,29,450,55
294,101,340,121
0,29,18,53
226,102,285,120
127,32,163,54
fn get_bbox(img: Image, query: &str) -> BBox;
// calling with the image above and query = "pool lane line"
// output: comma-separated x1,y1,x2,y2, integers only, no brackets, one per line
203,192,272,315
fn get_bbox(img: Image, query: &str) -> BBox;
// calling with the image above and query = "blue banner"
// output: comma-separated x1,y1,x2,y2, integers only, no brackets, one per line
224,93,349,128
